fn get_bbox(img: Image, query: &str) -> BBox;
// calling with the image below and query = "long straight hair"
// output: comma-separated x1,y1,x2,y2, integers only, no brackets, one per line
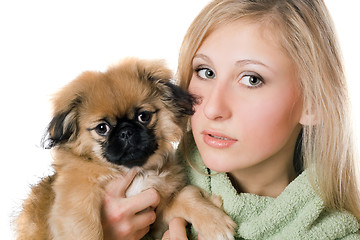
177,0,360,220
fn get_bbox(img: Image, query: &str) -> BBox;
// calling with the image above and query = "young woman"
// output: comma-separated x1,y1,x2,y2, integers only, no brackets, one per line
102,0,360,239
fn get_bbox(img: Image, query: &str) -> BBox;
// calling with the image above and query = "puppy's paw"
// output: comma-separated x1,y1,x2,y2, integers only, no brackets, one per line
192,206,236,240
209,194,223,208
164,186,236,240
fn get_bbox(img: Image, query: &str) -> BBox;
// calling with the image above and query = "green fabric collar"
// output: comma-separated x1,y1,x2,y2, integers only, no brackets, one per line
182,139,360,239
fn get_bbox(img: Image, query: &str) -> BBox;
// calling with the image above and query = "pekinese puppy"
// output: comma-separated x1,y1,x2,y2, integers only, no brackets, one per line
16,58,235,240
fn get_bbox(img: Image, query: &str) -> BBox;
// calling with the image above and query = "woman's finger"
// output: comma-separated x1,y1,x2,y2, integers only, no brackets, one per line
169,217,188,240
162,230,170,240
102,193,156,239
105,169,138,197
126,188,160,215
131,209,156,232
134,226,152,240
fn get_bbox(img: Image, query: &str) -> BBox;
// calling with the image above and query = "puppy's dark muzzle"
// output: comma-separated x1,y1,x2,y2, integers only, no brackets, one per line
119,126,135,145
103,121,158,168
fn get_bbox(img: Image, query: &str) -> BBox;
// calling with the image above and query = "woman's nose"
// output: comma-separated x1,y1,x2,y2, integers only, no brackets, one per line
203,82,232,120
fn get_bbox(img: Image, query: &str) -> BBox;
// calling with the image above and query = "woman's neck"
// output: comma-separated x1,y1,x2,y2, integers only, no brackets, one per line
228,156,297,198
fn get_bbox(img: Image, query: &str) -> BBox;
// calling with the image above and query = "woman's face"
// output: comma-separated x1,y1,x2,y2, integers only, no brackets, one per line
189,20,303,174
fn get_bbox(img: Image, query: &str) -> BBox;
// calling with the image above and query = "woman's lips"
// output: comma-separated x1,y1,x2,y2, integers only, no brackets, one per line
201,130,237,148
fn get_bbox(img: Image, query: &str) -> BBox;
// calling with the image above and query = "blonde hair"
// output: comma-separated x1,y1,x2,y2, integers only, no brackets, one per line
177,0,360,220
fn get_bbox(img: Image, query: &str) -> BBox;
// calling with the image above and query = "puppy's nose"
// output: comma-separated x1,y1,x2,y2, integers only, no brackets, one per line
119,127,134,140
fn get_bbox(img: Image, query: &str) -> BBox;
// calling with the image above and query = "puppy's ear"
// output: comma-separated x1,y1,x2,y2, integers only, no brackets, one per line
136,59,195,119
43,97,81,149
158,81,195,118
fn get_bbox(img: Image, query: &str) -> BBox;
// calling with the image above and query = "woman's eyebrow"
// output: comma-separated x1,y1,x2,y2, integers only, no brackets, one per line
235,59,274,72
193,53,214,65
194,54,271,68
236,59,268,68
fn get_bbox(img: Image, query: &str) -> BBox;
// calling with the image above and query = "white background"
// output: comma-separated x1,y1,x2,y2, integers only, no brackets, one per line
0,1,359,239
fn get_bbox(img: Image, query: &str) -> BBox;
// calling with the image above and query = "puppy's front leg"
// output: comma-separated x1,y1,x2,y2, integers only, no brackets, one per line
164,185,236,240
48,175,104,240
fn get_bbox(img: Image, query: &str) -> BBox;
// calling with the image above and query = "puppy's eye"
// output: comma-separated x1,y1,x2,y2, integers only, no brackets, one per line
137,111,152,125
94,123,111,136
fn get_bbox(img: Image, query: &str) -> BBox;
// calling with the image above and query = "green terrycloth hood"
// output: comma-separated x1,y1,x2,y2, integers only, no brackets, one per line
180,137,360,240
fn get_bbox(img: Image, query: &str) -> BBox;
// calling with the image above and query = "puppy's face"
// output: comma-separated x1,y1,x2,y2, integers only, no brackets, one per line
45,58,194,169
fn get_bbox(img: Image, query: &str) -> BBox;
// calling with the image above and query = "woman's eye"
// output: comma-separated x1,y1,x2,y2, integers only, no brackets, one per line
94,123,111,136
137,111,152,125
240,75,263,88
197,68,216,79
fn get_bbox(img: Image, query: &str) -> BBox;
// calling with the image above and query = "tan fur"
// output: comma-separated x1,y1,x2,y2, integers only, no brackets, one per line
16,58,235,240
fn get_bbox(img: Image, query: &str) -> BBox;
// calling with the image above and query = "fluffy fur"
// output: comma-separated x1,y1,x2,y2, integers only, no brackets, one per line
16,58,235,240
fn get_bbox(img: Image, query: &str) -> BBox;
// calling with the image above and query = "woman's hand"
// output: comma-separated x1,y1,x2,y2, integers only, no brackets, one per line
162,218,188,240
161,218,204,240
102,169,160,240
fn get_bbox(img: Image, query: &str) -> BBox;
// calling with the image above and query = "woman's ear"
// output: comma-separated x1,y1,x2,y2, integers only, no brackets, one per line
299,108,318,126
